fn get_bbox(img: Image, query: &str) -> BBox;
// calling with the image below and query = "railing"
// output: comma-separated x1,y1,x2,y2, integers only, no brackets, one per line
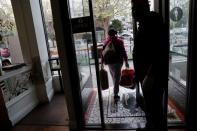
47,43,133,92
48,57,64,92
0,70,32,102
75,44,134,66
169,50,187,84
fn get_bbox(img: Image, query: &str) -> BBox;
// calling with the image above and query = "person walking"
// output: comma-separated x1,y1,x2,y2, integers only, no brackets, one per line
101,28,129,101
131,0,168,130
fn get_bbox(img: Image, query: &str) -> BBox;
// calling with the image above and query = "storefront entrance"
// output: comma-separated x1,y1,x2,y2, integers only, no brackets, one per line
65,0,147,129
50,0,192,130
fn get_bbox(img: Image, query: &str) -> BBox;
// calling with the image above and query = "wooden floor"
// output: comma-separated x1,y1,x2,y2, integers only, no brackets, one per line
12,93,69,131
12,125,69,131
18,93,69,126
12,125,186,131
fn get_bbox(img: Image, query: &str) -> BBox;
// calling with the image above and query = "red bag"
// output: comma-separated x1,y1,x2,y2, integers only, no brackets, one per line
119,68,135,89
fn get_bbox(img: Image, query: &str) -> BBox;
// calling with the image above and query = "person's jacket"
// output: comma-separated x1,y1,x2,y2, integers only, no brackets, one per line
102,36,128,64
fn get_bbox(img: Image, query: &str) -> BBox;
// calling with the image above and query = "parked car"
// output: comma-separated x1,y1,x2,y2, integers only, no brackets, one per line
170,44,187,56
119,33,133,41
74,39,87,49
0,48,10,58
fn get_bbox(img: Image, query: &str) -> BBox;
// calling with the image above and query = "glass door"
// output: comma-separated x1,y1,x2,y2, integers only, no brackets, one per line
68,0,147,129
168,0,190,126
80,0,150,129
68,0,104,128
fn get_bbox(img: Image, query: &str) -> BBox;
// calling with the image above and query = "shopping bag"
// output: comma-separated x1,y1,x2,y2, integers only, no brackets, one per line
119,68,135,89
99,67,109,90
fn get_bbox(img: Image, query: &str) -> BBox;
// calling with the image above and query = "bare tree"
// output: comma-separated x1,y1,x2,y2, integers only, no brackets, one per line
93,0,131,37
0,0,16,36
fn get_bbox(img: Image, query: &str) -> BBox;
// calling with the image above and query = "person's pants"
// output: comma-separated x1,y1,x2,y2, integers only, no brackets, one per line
108,63,123,96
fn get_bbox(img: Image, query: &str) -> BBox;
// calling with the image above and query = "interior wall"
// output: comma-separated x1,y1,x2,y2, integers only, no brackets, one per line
187,0,197,130
8,35,24,63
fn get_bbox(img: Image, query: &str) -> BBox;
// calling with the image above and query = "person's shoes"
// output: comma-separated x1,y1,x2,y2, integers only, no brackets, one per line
114,95,120,101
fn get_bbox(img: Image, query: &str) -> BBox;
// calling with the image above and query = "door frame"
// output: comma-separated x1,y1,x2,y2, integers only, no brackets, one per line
88,0,105,127
186,0,196,130
160,0,169,130
51,0,85,130
164,0,195,129
51,0,105,129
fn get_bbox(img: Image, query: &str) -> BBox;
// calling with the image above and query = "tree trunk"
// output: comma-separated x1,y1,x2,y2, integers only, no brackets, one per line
103,17,110,38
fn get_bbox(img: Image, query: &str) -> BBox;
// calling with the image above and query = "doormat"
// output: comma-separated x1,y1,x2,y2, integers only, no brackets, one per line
106,87,145,118
85,86,182,125
87,87,146,126
106,86,182,121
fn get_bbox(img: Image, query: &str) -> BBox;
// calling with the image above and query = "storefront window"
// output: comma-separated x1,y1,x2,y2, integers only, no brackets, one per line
168,0,189,124
0,0,24,66
0,0,28,102
40,0,58,59
40,0,60,76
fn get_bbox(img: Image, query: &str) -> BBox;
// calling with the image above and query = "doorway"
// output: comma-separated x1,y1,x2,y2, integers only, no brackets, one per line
51,0,191,130
67,0,147,129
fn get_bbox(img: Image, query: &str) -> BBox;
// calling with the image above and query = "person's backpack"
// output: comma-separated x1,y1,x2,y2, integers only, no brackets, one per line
102,40,116,63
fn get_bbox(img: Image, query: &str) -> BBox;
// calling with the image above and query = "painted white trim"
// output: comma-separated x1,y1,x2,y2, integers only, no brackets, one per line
52,75,61,92
46,78,54,101
6,87,39,125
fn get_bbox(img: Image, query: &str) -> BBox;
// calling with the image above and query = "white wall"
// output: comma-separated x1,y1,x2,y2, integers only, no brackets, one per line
6,87,39,125
8,35,24,63
29,0,52,83
11,0,54,102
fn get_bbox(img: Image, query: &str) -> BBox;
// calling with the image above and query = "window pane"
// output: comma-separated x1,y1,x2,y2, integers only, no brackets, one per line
73,32,101,125
41,0,58,59
69,0,90,18
0,0,24,64
168,0,189,124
